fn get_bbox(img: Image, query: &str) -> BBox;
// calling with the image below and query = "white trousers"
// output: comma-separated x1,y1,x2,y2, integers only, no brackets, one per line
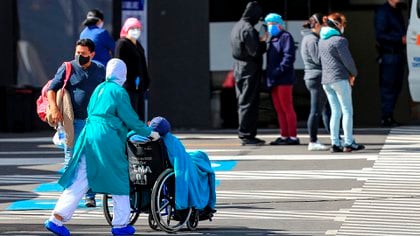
52,154,131,227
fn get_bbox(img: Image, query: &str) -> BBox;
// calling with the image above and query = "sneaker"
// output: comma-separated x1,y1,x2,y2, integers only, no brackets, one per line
241,137,265,146
330,145,343,153
111,225,135,235
269,137,288,145
85,198,96,208
343,141,365,152
286,137,300,145
381,117,401,127
308,141,329,151
44,220,70,236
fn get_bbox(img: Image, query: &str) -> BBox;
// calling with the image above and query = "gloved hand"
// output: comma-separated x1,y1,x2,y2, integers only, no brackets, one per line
149,131,160,141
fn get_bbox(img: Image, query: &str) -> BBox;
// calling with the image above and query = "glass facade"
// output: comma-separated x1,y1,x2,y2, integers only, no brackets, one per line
17,0,113,87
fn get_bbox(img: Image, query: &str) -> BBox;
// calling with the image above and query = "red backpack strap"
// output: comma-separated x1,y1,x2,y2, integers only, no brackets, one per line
62,62,72,89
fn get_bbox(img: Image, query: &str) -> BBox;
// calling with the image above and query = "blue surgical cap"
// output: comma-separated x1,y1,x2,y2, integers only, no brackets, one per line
265,13,285,27
149,116,171,136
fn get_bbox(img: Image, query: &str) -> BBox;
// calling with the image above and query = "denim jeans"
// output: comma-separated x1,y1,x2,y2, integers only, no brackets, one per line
323,80,353,146
63,119,86,167
305,78,330,142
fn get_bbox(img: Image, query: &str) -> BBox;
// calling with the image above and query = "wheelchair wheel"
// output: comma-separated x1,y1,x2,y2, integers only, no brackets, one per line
150,168,192,233
148,213,158,230
102,193,140,226
186,208,199,231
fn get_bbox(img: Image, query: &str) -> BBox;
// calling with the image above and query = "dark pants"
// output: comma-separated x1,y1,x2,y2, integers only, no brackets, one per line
379,53,406,119
234,61,261,139
305,78,330,142
127,90,146,121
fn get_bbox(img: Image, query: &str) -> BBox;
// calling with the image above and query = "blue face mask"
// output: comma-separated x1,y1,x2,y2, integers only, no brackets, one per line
268,24,281,37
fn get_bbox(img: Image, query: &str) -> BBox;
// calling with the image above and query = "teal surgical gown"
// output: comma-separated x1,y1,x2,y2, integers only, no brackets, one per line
58,81,152,195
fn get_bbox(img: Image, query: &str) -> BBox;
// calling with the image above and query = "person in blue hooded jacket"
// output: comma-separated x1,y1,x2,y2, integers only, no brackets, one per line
43,58,160,236
264,13,300,146
319,12,365,153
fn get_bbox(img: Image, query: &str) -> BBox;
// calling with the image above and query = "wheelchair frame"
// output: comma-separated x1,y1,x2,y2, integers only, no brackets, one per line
102,139,199,233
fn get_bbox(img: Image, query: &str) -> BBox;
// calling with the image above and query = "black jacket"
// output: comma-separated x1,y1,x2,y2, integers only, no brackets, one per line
230,1,266,63
115,38,150,92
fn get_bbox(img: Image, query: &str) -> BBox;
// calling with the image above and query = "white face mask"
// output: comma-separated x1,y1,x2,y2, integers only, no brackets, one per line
97,21,104,28
340,27,345,34
128,29,141,40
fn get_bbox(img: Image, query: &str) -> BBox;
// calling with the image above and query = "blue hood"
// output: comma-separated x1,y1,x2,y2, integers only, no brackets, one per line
320,26,341,39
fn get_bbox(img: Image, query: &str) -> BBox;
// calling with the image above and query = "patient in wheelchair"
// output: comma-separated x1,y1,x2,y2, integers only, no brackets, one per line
149,116,217,220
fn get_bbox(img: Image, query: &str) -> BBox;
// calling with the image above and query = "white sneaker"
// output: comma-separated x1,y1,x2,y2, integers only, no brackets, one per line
308,141,329,151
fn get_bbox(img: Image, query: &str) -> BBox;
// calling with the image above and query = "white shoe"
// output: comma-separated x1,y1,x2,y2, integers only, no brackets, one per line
308,141,329,151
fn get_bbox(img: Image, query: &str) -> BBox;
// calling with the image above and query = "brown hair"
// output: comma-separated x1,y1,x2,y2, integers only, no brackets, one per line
327,12,346,28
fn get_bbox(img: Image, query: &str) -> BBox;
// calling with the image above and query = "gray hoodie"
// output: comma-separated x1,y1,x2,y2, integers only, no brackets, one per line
318,27,358,85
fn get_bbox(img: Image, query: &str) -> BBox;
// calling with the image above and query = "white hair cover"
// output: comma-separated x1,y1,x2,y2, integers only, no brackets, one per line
106,58,127,86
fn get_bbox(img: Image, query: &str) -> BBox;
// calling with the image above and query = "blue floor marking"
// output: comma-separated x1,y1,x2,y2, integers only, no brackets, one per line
211,160,236,187
211,160,236,171
6,199,102,211
34,182,63,192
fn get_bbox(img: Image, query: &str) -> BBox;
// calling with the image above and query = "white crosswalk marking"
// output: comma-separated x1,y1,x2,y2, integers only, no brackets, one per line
3,127,420,235
336,127,420,236
216,169,372,180
0,175,58,184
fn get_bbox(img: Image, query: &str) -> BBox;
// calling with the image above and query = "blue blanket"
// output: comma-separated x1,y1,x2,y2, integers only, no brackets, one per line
162,133,216,210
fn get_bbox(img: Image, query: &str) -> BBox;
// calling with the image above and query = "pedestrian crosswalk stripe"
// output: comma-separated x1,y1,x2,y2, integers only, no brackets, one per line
209,154,378,161
0,208,348,221
336,126,420,235
4,160,235,210
0,175,58,184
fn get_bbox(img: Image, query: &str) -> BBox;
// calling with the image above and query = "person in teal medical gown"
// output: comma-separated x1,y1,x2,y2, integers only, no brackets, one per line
43,58,160,236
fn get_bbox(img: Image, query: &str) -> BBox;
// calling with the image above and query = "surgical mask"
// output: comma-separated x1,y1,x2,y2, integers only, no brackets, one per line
97,21,104,28
75,54,90,66
268,24,281,37
340,27,345,34
128,29,141,40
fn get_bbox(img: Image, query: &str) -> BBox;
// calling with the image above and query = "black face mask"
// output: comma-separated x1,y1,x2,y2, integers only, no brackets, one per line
76,54,90,66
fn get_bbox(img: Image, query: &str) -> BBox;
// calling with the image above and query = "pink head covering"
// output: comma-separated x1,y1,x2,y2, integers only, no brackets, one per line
120,17,142,38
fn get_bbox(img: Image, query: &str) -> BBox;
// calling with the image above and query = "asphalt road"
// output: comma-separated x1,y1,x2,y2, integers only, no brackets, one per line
0,127,419,235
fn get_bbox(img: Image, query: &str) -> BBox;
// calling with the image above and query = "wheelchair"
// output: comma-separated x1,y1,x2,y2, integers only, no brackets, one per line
102,136,201,233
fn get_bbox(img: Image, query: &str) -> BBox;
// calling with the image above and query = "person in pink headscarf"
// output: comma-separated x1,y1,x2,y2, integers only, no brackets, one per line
115,17,150,120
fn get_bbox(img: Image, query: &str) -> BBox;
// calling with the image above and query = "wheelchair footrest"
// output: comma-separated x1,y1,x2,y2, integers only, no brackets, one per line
199,207,216,221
